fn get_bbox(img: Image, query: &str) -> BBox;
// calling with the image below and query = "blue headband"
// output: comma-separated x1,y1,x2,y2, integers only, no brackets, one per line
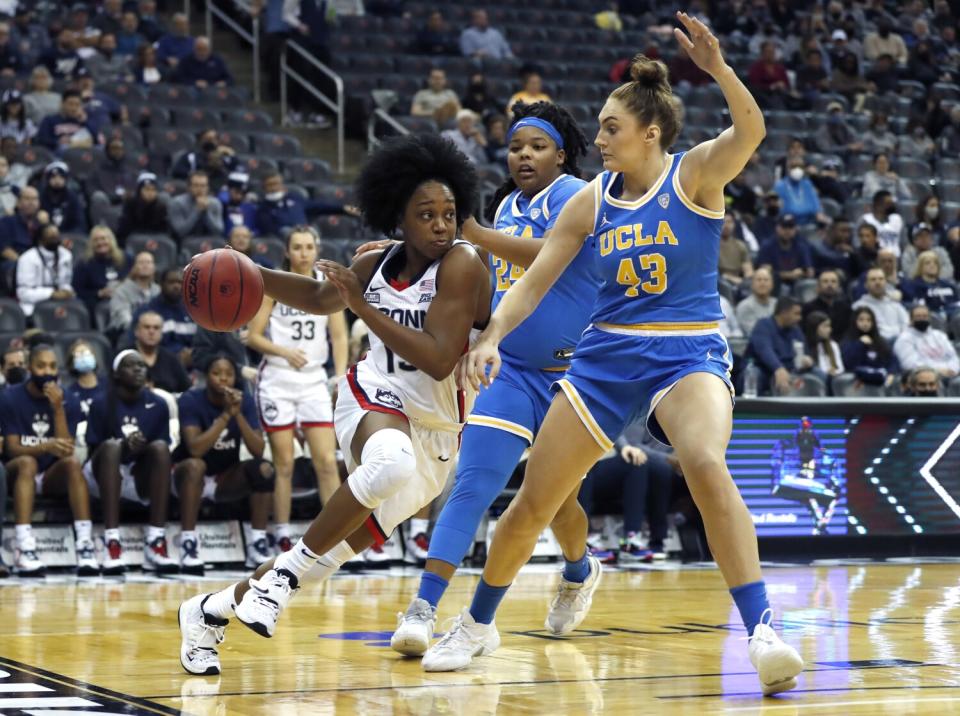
507,117,564,149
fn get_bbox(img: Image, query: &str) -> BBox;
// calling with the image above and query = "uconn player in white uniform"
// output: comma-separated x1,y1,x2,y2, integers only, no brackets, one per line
177,134,491,675
247,226,347,550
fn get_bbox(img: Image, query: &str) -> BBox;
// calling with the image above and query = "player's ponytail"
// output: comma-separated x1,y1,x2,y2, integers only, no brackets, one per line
484,101,589,222
610,54,683,149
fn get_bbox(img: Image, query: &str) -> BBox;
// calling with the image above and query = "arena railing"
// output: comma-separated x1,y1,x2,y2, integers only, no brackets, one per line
280,40,346,175
205,0,262,103
366,108,411,151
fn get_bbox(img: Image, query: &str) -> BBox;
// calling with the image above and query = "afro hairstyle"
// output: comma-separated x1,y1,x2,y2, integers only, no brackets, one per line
355,133,479,237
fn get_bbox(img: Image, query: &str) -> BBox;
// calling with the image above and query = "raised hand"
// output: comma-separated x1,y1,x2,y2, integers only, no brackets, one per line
317,259,365,313
456,337,501,392
350,239,396,260
674,11,726,77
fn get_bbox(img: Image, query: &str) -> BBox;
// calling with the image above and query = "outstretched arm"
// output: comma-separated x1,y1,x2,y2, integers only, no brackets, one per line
673,12,766,204
462,217,545,269
257,251,381,316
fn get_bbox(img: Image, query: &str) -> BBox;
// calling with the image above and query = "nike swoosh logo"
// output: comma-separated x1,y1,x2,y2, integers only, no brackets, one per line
252,584,269,594
368,285,385,291
145,403,156,408
438,456,450,462
300,548,312,557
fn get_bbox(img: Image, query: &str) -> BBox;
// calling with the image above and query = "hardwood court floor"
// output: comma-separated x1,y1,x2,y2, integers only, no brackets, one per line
2,561,960,714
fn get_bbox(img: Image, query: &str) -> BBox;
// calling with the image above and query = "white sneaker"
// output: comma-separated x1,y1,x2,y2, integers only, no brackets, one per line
390,597,436,656
747,610,804,695
179,593,228,676
75,539,100,577
143,536,179,574
403,531,430,565
244,536,271,569
363,543,392,567
235,568,299,638
102,538,126,576
180,536,205,576
14,537,46,577
545,556,602,635
421,608,500,672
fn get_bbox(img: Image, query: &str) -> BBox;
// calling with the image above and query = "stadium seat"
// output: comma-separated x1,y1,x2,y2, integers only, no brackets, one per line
94,301,112,333
61,233,88,260
172,107,222,130
315,215,364,240
948,376,960,397
218,131,253,154
32,300,91,332
179,236,221,265
311,184,354,204
221,109,274,132
56,332,114,373
831,372,885,397
61,147,100,180
0,297,26,332
793,278,818,304
252,237,286,267
148,129,195,156
126,234,179,273
236,155,280,181
252,133,303,160
786,373,827,397
147,83,196,106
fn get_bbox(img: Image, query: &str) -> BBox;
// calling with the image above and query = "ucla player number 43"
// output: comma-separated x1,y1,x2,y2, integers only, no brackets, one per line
426,11,805,697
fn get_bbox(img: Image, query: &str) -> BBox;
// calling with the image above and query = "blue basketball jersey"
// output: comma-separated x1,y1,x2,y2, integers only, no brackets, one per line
590,152,724,329
492,173,599,369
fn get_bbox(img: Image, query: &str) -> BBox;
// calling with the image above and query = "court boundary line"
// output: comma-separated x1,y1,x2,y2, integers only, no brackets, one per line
658,683,960,700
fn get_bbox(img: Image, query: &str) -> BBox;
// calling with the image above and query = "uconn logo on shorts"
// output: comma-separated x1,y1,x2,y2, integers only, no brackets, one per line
375,388,403,410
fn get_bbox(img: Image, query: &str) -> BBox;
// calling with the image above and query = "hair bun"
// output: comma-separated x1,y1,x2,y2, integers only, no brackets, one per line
629,54,669,88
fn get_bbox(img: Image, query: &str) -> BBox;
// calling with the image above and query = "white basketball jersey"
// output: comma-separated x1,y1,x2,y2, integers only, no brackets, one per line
361,241,480,431
263,270,330,372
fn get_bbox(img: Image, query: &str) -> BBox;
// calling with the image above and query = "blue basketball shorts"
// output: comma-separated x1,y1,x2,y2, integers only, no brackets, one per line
554,326,734,449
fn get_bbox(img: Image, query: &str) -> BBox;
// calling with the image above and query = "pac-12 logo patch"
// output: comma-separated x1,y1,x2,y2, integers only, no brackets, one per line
375,388,403,410
530,208,541,220
658,193,670,209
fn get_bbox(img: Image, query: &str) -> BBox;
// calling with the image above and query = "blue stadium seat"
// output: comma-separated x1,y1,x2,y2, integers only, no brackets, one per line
283,158,332,186
0,298,26,332
126,234,179,274
32,300,91,332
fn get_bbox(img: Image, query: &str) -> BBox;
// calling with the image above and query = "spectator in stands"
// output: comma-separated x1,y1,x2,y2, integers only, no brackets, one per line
172,355,274,573
913,195,947,246
594,2,624,33
462,74,503,121
10,6,50,69
88,137,138,217
416,9,458,55
810,156,849,206
724,171,761,220
579,416,675,562
812,219,862,279
860,190,905,257
483,113,509,165
410,68,461,126
116,11,144,58
506,69,551,116
903,250,960,317
41,29,84,79
0,156,17,216
668,48,710,90
736,265,776,337
772,137,807,183
108,250,158,335
909,39,945,88
830,53,870,111
169,170,224,241
901,225,954,280
171,129,238,186
864,17,908,65
894,303,959,377
862,153,912,202
862,113,898,157
23,67,62,125
35,89,101,151
905,366,942,397
0,186,45,260
0,22,22,76
814,100,864,158
718,214,753,288
803,269,851,336
897,118,936,162
1,344,26,387
2,344,94,577
841,306,897,389
747,40,790,109
133,310,191,393
75,69,125,134
255,172,357,237
865,54,900,97
73,225,129,318
117,172,170,243
441,109,487,165
459,9,513,60
133,43,164,85
757,214,814,289
774,157,823,226
0,137,30,188
748,296,809,395
85,350,178,575
92,0,123,35
804,310,844,383
719,294,743,339
192,324,256,383
64,3,100,51
85,32,131,85
227,225,272,268
219,171,257,237
855,220,879,268
173,36,233,87
0,91,37,145
16,223,75,318
133,268,196,364
795,48,829,108
853,267,909,342
38,162,86,234
65,339,106,417
938,107,960,157
878,248,906,299
156,12,193,69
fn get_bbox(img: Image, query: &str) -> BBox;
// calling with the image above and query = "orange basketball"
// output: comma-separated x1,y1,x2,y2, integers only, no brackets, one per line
183,249,264,331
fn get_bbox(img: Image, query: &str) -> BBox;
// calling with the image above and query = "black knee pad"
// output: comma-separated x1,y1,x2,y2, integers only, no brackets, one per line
244,459,275,492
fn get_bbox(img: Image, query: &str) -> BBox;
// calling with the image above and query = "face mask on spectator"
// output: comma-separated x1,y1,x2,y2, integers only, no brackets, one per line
788,167,804,181
73,352,96,373
30,373,57,390
913,320,930,332
916,389,938,397
265,191,284,201
202,141,217,153
926,206,939,220
4,366,26,384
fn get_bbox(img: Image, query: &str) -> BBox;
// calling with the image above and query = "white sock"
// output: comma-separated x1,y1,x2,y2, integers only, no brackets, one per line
145,525,165,542
409,518,430,537
180,530,199,545
203,585,239,619
74,520,92,543
311,540,356,583
250,529,267,544
15,524,32,546
274,523,291,540
273,538,320,580
104,528,121,544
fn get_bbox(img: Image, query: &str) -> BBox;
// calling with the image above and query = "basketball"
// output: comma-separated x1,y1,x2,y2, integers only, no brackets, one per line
182,248,264,332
